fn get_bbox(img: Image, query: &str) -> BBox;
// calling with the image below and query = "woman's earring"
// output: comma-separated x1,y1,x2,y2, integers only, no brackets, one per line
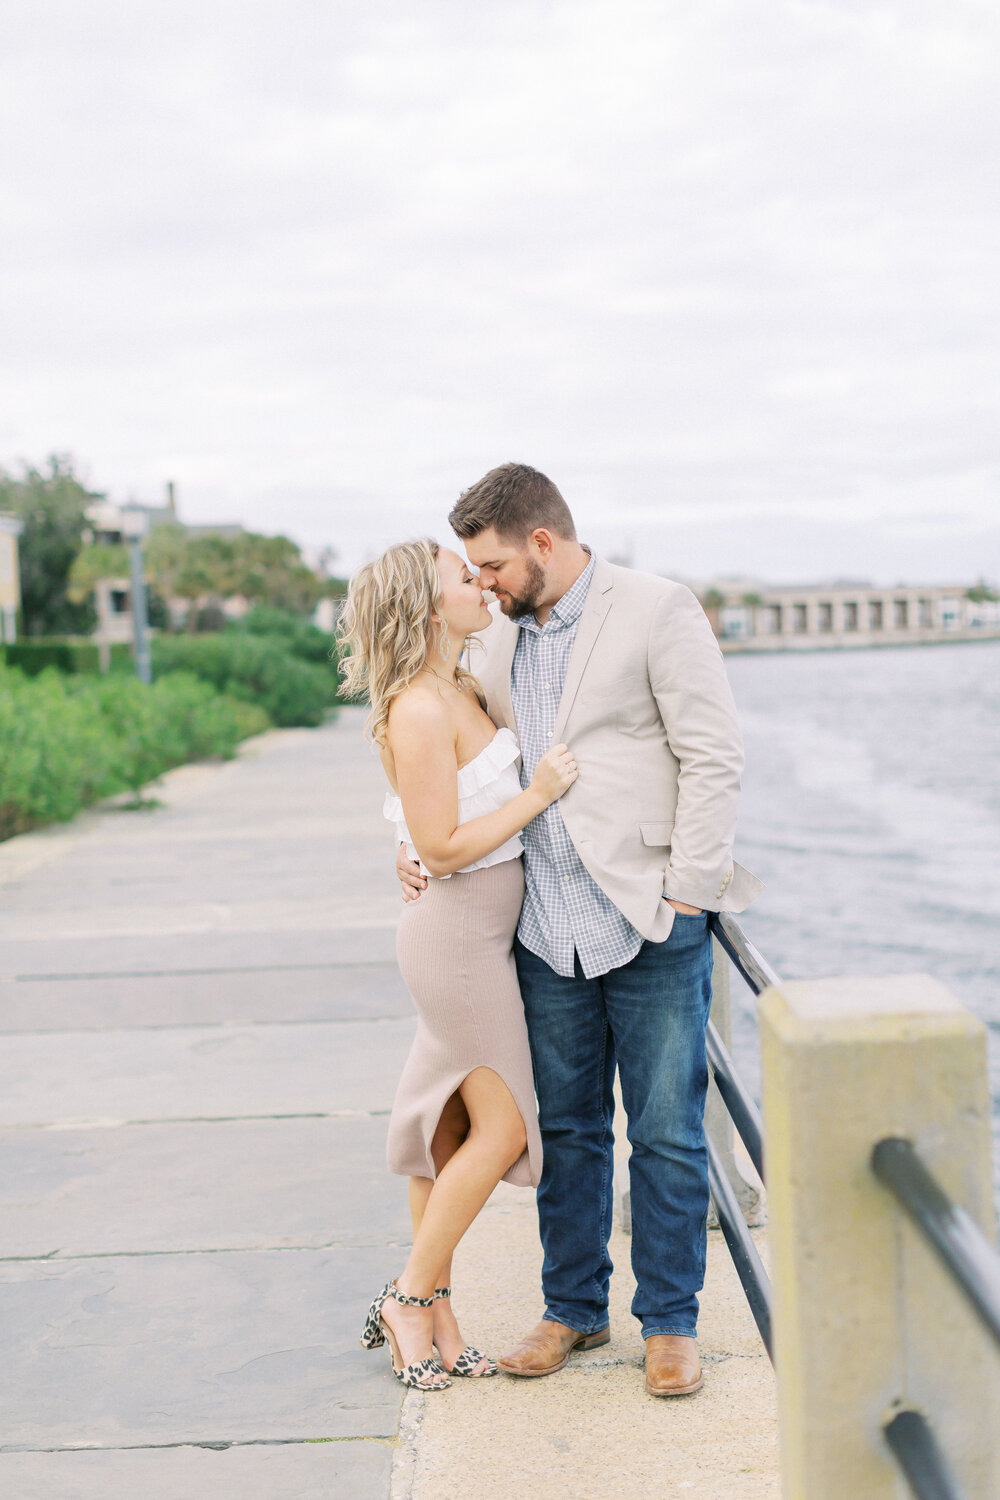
439,621,451,662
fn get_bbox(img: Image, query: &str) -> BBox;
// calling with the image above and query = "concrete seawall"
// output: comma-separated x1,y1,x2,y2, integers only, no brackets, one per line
720,626,1000,653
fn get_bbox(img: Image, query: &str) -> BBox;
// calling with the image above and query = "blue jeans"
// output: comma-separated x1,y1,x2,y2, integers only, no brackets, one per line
514,914,713,1339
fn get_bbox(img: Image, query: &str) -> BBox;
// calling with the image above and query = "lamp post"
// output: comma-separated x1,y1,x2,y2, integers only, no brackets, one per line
121,506,152,685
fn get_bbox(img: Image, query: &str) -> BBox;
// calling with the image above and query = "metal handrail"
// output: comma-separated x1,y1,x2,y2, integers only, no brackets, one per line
883,1410,967,1500
705,916,999,1497
706,1133,773,1359
709,910,780,996
702,911,772,1353
706,1019,765,1183
871,1137,1000,1350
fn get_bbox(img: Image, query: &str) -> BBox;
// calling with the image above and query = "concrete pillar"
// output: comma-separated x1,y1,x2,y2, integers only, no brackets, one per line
760,975,999,1500
706,942,764,1227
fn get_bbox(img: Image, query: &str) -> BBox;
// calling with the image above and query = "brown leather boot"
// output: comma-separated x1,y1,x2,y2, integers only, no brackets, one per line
497,1318,610,1377
644,1334,703,1396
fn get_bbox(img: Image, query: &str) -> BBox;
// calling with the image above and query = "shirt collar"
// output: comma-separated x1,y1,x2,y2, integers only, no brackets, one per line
515,549,595,633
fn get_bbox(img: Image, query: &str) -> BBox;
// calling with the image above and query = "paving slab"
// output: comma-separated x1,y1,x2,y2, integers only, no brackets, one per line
0,715,409,1494
0,708,780,1495
0,962,411,1033
0,1115,411,1258
0,1441,393,1500
0,1017,414,1127
409,1184,779,1500
0,925,399,978
0,1245,403,1449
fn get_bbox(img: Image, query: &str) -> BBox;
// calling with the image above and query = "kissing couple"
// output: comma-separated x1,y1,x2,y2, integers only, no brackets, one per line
339,463,760,1397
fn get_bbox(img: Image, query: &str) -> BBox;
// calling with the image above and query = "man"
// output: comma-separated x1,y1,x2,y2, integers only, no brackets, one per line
397,462,761,1396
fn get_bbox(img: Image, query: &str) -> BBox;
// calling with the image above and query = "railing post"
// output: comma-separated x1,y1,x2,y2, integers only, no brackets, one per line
706,939,765,1226
759,974,1000,1499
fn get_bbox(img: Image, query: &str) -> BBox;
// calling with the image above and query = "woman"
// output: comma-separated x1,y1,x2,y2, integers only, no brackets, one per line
338,538,577,1391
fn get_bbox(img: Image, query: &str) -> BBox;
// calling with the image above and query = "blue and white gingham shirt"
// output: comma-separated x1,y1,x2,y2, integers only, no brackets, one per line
511,554,643,979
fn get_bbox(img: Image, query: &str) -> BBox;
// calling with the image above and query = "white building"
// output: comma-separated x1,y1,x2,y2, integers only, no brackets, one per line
0,512,23,642
702,580,1000,652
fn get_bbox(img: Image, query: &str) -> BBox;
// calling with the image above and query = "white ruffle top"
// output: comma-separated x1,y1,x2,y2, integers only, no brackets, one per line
383,727,525,878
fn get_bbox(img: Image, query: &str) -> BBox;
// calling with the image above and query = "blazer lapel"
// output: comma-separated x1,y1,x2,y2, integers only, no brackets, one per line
553,558,614,741
476,608,518,730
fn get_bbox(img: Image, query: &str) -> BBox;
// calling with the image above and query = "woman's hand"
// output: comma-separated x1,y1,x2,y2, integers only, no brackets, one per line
529,744,579,805
396,843,427,902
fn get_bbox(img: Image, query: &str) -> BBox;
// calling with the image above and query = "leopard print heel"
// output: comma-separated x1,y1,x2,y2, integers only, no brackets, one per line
360,1280,450,1391
359,1281,392,1349
432,1286,499,1378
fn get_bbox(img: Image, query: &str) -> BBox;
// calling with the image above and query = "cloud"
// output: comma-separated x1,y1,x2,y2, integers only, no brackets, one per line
1,0,998,583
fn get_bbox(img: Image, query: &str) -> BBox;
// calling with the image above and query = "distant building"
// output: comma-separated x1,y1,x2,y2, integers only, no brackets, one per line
698,580,1000,651
0,512,23,642
83,485,246,656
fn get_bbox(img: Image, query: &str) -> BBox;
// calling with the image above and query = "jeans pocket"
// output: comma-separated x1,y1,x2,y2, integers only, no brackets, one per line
666,910,709,945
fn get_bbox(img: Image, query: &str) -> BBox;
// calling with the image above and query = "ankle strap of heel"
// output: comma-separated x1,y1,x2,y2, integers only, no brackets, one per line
391,1281,435,1308
434,1286,451,1300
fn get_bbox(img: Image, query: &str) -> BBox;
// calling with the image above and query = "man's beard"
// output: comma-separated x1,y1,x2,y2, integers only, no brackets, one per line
494,557,546,618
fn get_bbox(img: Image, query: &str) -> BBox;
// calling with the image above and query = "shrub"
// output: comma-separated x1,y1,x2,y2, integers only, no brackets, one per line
4,638,99,674
79,672,247,794
151,631,337,727
228,605,336,664
0,665,124,838
0,664,272,839
222,695,272,740
2,638,135,675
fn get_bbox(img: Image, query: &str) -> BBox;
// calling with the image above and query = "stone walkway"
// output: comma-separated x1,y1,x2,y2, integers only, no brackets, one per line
0,710,778,1498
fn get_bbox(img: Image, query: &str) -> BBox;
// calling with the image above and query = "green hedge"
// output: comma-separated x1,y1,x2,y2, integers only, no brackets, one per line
151,631,338,727
2,638,134,675
0,665,271,841
227,605,336,665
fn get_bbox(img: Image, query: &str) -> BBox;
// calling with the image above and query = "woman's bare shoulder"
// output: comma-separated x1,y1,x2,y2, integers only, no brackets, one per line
386,682,456,748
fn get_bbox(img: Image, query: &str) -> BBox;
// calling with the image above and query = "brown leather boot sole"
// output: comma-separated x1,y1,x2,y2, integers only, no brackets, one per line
498,1326,611,1378
644,1369,704,1396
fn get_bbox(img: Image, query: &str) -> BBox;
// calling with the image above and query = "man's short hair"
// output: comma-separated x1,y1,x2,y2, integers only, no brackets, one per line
448,463,576,544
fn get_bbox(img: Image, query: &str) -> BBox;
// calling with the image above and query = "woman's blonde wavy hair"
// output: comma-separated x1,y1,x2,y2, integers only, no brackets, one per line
337,538,480,746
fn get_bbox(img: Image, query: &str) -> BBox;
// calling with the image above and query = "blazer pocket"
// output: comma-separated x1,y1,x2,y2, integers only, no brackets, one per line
639,822,672,848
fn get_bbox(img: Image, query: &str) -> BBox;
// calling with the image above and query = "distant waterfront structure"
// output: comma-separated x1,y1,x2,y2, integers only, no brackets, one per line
0,511,24,642
696,579,1000,652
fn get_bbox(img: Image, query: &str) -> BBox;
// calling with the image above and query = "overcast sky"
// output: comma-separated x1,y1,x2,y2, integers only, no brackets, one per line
2,0,998,584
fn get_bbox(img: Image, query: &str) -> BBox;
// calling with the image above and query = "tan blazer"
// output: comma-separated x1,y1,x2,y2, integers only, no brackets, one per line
471,555,763,944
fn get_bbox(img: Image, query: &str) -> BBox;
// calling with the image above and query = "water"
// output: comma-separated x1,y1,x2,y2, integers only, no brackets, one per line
723,641,1000,1189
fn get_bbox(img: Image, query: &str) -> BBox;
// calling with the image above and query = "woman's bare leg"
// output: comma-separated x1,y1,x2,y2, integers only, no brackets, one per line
408,1093,491,1371
408,1089,467,1285
383,1069,527,1368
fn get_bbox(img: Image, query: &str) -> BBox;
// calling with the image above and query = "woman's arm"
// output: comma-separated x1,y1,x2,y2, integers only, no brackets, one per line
388,695,575,878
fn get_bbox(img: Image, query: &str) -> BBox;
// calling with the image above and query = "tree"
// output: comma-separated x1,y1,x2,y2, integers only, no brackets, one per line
698,587,726,638
0,455,99,636
14,450,331,634
71,523,327,630
67,542,131,603
234,533,325,614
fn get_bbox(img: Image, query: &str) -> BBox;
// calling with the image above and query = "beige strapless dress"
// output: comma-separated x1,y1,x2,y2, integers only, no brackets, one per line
383,729,542,1188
